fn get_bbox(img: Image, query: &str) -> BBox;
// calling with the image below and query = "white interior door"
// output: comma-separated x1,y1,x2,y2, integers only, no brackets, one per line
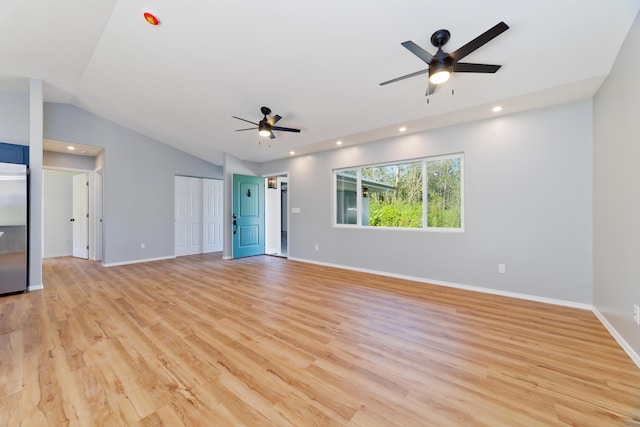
72,173,89,259
265,175,288,257
175,176,202,256
94,169,103,261
203,178,223,253
265,178,281,255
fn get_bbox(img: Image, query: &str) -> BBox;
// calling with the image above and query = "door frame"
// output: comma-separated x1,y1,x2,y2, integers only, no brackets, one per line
94,167,103,261
263,171,289,258
43,166,100,260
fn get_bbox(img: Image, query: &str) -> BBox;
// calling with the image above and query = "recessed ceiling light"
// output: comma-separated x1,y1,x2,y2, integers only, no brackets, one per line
399,127,407,132
67,146,75,151
289,151,295,155
336,140,343,145
492,106,503,113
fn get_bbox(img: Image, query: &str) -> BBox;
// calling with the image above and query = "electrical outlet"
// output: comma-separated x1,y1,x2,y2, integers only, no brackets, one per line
315,244,319,251
498,264,506,274
634,305,640,325
140,242,146,249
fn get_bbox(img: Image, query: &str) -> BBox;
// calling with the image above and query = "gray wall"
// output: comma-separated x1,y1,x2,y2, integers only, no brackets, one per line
261,100,593,304
44,103,223,265
0,91,29,145
44,150,95,170
593,12,640,356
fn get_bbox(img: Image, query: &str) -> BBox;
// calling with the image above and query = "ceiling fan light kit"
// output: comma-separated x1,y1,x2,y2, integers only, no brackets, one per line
380,21,509,96
429,64,452,84
258,122,271,137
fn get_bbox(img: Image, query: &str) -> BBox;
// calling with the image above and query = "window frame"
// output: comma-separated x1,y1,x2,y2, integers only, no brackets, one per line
332,153,464,232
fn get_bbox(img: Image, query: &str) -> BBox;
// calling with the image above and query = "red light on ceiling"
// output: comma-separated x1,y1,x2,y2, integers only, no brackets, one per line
144,12,160,25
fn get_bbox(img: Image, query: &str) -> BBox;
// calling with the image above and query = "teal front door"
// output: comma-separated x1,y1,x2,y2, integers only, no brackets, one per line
232,174,265,258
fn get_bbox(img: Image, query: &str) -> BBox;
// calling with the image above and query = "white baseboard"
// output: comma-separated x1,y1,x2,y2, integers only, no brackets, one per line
102,255,175,267
222,256,233,260
592,308,640,369
43,253,73,259
28,283,44,291
288,257,592,310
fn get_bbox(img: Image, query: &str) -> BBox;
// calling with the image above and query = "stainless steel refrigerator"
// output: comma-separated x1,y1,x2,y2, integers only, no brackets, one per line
0,162,28,295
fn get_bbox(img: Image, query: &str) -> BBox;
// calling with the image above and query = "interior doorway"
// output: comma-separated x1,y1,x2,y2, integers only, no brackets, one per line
264,174,288,258
43,168,99,260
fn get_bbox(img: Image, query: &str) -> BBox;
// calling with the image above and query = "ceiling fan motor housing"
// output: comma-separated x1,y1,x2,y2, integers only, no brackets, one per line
430,29,451,48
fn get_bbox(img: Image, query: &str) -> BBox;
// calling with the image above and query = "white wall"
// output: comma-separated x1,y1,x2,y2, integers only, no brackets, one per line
43,169,76,257
261,100,594,304
29,79,43,290
593,11,640,360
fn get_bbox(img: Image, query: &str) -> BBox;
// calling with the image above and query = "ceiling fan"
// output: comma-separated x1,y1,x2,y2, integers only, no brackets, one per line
232,106,301,140
380,21,509,96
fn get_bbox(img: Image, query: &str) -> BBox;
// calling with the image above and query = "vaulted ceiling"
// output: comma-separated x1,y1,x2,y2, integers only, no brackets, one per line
1,1,638,165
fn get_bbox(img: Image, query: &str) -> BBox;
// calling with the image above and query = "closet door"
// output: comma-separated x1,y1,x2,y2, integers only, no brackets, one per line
175,176,202,256
203,178,223,253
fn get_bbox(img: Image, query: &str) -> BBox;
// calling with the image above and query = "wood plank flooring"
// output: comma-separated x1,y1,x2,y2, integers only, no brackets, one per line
1,253,639,426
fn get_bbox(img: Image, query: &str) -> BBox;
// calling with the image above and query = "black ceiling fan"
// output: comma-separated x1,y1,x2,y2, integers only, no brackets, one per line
232,106,301,140
380,21,509,96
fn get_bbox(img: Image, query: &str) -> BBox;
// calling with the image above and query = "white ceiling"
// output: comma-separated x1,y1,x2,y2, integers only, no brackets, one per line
1,1,638,166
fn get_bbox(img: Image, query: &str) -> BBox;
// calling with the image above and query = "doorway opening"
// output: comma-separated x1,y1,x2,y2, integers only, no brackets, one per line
43,168,101,260
265,174,288,258
43,139,105,262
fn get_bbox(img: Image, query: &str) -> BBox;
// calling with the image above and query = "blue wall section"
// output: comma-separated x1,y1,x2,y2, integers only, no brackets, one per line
0,142,29,165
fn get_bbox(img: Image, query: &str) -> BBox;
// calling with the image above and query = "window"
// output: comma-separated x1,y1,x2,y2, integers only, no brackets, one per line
334,154,463,230
335,170,358,225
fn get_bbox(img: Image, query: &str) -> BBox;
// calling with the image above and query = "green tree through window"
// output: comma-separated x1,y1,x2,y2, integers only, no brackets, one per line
363,162,423,228
427,157,462,228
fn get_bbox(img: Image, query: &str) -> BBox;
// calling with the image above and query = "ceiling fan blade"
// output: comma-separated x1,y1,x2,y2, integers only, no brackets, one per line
380,68,430,86
425,81,437,96
235,127,258,131
232,116,258,126
270,131,276,140
267,114,282,126
401,41,434,64
272,126,301,133
453,62,502,73
449,21,509,62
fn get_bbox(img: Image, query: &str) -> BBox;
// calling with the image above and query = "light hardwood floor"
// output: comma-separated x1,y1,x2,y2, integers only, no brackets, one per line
1,254,639,426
